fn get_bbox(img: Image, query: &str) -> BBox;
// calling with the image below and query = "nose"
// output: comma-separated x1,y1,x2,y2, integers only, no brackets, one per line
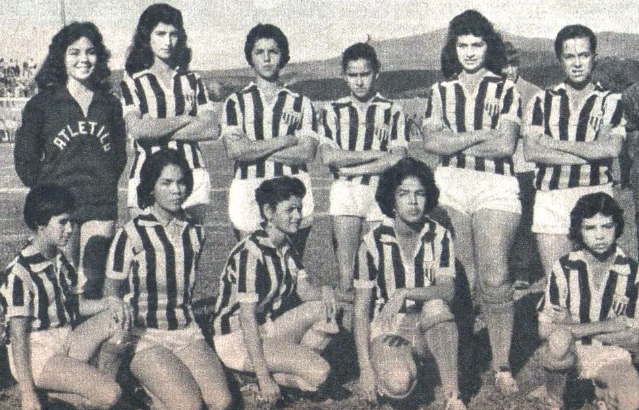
574,56,583,67
292,209,302,220
65,221,74,235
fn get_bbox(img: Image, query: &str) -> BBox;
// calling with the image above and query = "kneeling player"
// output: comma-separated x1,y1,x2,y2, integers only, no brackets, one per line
212,177,343,405
353,158,465,410
534,192,639,410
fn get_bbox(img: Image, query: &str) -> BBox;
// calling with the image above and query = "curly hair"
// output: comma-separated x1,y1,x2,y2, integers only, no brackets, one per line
255,176,306,221
568,192,624,248
24,184,75,230
554,24,597,59
341,42,381,73
244,24,290,69
35,22,111,92
137,149,193,210
125,3,191,75
375,158,439,218
440,10,506,79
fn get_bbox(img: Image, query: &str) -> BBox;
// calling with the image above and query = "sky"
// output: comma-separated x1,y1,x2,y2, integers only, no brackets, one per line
0,0,637,70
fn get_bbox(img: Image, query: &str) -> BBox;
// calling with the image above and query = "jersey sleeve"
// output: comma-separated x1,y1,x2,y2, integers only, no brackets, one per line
353,238,377,289
193,73,213,113
537,259,570,324
2,267,33,319
295,97,320,140
220,93,244,138
318,104,340,149
105,228,135,281
431,227,456,282
60,253,83,295
120,75,142,118
229,245,264,304
603,93,626,138
422,84,446,130
13,96,44,187
498,82,522,125
525,90,546,137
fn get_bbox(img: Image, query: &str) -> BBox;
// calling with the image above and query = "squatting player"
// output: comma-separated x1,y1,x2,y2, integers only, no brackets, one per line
319,42,407,304
221,24,319,257
523,25,625,283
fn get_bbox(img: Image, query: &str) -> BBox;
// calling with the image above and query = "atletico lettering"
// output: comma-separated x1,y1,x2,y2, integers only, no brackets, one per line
53,121,112,152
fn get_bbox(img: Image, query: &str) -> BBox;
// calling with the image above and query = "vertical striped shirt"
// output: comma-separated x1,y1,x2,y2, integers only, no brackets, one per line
0,248,80,332
354,217,455,316
537,247,639,325
106,210,204,330
320,93,408,185
212,230,305,336
424,71,521,176
120,69,211,180
527,82,625,191
221,82,318,180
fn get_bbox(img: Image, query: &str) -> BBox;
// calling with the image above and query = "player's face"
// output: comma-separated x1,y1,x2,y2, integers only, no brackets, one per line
150,22,180,62
456,34,487,74
65,37,96,85
40,213,73,248
580,213,616,257
266,196,303,235
152,164,188,217
394,176,427,225
560,37,595,86
344,58,378,101
250,38,282,81
502,64,519,83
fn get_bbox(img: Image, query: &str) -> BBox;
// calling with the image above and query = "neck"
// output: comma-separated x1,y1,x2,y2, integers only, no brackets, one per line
66,77,92,95
459,67,488,79
30,235,57,259
151,57,175,75
151,204,179,224
351,92,376,104
565,79,593,92
394,216,423,238
583,245,616,263
255,75,281,93
265,224,288,249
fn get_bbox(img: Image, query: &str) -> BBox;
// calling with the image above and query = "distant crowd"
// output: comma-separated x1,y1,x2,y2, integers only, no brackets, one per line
0,57,37,98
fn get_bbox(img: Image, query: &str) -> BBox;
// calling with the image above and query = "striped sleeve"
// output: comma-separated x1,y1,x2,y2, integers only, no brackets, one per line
106,228,134,281
353,238,376,289
194,73,213,112
3,268,32,319
603,93,626,138
318,104,339,149
525,91,546,136
498,81,521,125
537,259,569,324
389,106,408,149
120,75,142,117
60,254,83,295
422,84,445,129
433,228,455,280
235,247,262,303
296,96,320,139
220,93,244,138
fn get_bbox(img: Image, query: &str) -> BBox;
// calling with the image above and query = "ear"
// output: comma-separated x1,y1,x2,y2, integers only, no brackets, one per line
263,203,275,222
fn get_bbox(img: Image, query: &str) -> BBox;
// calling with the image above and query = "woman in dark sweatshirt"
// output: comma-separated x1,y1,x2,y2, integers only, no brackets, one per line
14,22,127,301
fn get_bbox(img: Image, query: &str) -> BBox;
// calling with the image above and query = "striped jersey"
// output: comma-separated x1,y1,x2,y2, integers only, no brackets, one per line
537,247,639,325
221,82,317,180
424,71,521,176
0,248,81,333
106,210,204,330
354,216,455,316
212,230,305,336
120,69,211,180
320,93,408,185
527,82,625,191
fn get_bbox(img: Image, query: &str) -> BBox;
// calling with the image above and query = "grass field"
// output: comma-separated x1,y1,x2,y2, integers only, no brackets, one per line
0,141,636,410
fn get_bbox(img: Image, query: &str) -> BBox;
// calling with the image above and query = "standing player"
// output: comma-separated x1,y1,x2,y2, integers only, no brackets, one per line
221,24,318,257
319,42,407,300
422,10,521,395
353,158,465,409
121,3,218,224
533,193,639,410
211,177,339,406
502,42,543,292
104,150,232,410
621,81,639,257
13,22,127,301
523,25,625,284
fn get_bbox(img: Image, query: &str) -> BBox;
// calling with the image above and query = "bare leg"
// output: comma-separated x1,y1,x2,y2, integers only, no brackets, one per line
79,220,116,300
444,206,476,291
332,216,364,293
260,341,330,391
536,233,573,281
424,320,460,397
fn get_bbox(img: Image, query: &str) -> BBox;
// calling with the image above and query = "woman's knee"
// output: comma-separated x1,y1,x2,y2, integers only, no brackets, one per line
204,390,233,410
89,381,122,410
301,357,330,389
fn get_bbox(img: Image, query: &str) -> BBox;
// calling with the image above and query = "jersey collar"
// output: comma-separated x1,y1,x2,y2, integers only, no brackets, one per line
377,216,437,244
242,82,300,98
571,246,632,276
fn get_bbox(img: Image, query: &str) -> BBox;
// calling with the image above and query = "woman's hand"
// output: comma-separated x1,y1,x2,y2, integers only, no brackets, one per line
377,289,406,334
106,296,133,331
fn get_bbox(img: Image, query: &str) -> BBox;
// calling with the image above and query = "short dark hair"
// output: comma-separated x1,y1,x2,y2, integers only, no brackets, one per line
137,150,193,210
504,41,520,66
554,25,597,59
35,22,111,92
244,24,290,69
255,176,306,221
568,192,624,247
376,158,439,218
441,10,506,78
24,185,75,231
125,3,191,75
341,42,381,73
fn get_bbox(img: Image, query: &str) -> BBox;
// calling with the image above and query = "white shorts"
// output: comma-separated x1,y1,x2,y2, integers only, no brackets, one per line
131,323,205,354
213,320,277,372
128,168,211,209
329,180,383,221
532,184,613,235
435,167,521,215
228,173,314,232
575,340,632,379
8,327,71,384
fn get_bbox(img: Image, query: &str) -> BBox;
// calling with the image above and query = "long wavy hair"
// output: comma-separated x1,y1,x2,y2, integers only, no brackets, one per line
125,3,191,75
35,22,111,92
440,10,506,79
